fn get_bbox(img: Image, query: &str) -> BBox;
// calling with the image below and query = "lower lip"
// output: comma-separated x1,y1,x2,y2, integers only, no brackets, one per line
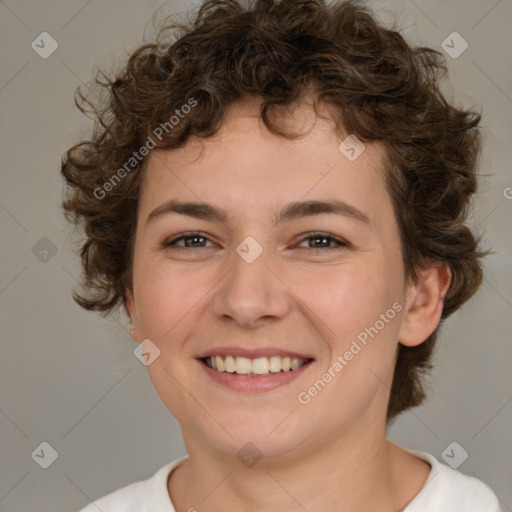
198,359,314,392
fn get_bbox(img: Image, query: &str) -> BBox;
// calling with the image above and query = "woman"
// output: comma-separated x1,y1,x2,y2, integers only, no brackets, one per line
61,0,501,510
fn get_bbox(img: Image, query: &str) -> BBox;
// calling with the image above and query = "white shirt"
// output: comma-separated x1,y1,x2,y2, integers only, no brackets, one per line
78,448,502,511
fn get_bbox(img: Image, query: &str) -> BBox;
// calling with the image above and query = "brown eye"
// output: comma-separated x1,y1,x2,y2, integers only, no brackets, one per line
296,232,348,251
163,232,214,249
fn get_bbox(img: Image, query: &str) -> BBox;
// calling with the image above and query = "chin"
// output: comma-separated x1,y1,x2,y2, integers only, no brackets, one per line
190,408,316,461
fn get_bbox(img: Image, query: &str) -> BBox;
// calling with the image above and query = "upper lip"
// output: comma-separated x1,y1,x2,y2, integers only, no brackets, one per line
197,347,315,360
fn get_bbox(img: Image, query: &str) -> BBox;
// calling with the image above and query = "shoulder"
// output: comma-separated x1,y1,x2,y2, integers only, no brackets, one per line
77,456,188,512
404,448,502,512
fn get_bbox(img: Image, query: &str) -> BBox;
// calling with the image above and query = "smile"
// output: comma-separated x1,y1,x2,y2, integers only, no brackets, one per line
203,355,312,376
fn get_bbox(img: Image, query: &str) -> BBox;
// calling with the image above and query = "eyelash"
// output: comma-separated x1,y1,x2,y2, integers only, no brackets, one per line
162,231,349,252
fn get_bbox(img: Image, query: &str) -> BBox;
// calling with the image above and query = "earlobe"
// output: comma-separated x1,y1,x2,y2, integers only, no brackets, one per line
398,262,452,347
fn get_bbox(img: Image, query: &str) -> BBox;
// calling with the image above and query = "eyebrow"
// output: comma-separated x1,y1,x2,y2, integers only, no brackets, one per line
145,199,371,227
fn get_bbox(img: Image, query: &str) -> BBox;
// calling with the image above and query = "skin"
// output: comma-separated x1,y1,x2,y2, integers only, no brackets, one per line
126,97,451,511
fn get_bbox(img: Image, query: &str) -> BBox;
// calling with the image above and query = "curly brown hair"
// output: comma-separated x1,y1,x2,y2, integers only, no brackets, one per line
61,0,487,422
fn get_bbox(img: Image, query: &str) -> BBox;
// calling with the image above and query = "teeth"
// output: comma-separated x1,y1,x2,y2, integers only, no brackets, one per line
269,356,282,373
224,355,236,373
235,356,252,374
215,355,225,372
290,358,302,371
252,357,269,375
205,355,309,375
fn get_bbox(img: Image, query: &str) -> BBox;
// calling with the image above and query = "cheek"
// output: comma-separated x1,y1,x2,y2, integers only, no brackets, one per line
133,260,197,338
302,266,403,416
302,262,400,344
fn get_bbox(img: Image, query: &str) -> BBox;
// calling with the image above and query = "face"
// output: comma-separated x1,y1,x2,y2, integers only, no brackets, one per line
126,99,426,461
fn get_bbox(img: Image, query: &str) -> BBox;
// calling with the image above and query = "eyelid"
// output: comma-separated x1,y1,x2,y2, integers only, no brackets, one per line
162,231,216,248
293,231,350,250
163,231,350,251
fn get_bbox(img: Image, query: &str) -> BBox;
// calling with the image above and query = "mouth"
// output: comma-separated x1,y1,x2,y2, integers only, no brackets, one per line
196,347,315,392
201,355,314,377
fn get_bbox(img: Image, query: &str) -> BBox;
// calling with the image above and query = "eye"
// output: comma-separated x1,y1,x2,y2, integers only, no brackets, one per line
163,232,215,249
295,232,349,251
162,231,349,252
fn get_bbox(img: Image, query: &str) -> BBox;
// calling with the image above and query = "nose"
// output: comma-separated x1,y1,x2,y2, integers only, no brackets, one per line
211,244,292,330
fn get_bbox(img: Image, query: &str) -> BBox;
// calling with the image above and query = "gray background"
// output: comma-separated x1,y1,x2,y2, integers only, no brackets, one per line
0,0,511,510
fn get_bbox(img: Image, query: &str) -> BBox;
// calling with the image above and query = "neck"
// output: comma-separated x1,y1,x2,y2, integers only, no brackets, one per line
169,424,429,511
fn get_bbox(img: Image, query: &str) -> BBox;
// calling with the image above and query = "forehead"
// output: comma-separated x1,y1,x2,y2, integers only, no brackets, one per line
139,99,391,227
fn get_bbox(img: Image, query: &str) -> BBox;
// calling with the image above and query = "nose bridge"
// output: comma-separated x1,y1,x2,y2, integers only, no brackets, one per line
212,239,290,328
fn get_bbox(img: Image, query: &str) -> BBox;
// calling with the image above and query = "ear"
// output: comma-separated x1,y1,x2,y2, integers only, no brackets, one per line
398,262,452,347
125,287,141,342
